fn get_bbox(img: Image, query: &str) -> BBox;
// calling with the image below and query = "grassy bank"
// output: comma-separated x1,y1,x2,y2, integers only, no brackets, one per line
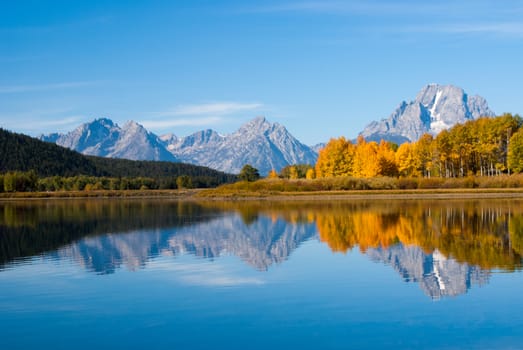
0,189,199,200
4,175,523,200
197,175,523,198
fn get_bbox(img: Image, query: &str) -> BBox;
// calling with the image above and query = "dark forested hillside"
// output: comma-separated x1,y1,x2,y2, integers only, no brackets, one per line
0,128,237,185
0,128,101,177
89,157,238,185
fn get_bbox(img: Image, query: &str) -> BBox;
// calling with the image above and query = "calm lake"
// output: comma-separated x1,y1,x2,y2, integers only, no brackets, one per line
1,198,523,349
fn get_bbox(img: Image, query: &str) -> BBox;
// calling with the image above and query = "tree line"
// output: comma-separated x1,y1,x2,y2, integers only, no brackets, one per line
311,113,523,179
0,171,229,192
0,128,237,191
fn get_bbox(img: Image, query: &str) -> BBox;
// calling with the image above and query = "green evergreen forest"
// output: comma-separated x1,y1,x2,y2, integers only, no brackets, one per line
0,128,237,192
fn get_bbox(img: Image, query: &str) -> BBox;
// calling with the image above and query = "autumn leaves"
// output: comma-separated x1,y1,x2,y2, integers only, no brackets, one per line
314,114,523,179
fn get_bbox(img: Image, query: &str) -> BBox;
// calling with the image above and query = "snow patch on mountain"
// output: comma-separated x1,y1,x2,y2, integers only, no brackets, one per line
41,116,317,175
164,116,317,175
41,118,177,162
360,84,496,143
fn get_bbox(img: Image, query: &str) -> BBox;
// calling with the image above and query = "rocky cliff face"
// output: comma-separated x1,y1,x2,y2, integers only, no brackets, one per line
42,116,318,175
360,84,496,143
41,118,177,161
165,117,318,175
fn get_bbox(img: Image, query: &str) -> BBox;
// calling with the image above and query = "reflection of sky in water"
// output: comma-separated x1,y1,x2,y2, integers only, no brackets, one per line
2,200,523,349
2,236,523,350
0,210,511,299
29,211,493,300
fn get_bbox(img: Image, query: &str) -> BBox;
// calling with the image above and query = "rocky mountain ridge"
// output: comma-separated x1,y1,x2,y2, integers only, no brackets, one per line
42,116,317,175
41,118,178,162
41,84,497,174
360,84,496,143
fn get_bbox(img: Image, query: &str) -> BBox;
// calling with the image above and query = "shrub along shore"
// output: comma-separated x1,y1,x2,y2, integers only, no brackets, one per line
4,175,523,200
194,175,523,199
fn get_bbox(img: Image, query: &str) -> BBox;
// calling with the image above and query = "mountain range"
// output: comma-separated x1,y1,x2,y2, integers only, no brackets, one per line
41,84,496,174
360,84,496,143
42,116,316,176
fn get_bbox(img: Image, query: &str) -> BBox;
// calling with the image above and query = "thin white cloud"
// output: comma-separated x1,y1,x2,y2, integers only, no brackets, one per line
141,116,224,129
440,23,523,36
0,15,113,35
402,22,523,37
152,259,265,287
181,274,265,287
29,116,84,128
0,110,83,134
140,102,264,130
242,1,523,35
0,81,102,94
169,102,264,116
243,1,448,16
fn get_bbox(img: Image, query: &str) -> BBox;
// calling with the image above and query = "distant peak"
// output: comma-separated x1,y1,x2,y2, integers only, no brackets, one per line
252,116,267,124
361,83,495,143
241,116,270,129
92,117,115,127
123,120,144,129
419,83,463,93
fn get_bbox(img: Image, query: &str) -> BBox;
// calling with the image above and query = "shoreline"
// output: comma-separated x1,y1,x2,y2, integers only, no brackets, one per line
3,188,523,201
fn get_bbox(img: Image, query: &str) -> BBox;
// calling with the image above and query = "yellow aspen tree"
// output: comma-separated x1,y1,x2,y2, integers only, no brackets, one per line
268,169,279,179
377,140,398,176
353,136,379,178
315,137,354,177
508,129,523,173
414,133,435,177
395,142,418,177
305,168,315,179
289,166,299,179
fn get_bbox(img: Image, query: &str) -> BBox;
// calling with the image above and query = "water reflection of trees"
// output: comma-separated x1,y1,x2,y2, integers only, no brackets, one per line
0,199,222,267
2,199,523,275
202,200,523,271
312,200,523,271
0,200,317,272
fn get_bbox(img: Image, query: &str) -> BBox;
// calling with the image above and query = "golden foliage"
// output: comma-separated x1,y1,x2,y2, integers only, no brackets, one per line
315,137,355,178
314,201,523,269
268,169,279,179
313,114,523,179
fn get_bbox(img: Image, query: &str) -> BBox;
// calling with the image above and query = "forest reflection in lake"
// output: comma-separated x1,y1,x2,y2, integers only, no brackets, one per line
1,199,522,297
2,198,523,349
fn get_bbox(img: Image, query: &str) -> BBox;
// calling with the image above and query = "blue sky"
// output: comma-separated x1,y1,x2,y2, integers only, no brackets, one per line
1,0,522,145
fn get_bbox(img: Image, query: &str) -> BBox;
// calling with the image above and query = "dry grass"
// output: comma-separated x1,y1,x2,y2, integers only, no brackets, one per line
0,189,198,200
4,175,523,200
197,175,523,198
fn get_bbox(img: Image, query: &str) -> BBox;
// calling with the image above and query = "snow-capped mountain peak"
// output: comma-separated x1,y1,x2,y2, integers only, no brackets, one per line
42,118,177,162
166,117,317,175
360,84,495,143
42,116,317,175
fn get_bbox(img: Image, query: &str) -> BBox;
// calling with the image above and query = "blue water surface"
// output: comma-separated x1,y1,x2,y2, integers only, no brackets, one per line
1,199,522,349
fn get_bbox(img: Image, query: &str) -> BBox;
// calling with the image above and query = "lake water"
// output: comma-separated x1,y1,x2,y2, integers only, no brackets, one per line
1,198,523,349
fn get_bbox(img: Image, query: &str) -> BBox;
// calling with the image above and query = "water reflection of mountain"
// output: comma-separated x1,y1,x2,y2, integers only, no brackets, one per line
57,215,317,273
315,200,523,271
0,200,223,268
2,199,523,299
313,200,523,298
367,245,490,299
0,200,316,273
